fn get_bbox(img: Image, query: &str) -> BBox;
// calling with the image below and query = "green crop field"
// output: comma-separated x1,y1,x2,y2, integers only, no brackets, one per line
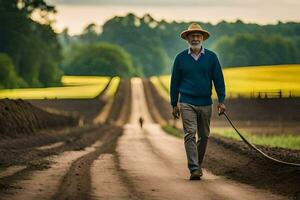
162,124,300,150
211,127,300,150
0,76,111,99
154,64,300,101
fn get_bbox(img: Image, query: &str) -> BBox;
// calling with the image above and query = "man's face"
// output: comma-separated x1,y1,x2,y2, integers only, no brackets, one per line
187,32,204,50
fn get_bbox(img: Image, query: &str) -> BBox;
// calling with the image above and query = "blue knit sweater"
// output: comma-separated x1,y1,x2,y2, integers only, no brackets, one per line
170,48,226,107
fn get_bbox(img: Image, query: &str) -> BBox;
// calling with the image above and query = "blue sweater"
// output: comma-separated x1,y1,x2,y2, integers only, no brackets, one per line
170,48,226,107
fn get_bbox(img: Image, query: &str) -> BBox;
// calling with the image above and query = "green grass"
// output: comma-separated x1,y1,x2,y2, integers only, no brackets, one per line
162,124,183,138
162,125,300,150
0,76,111,99
155,64,300,100
211,127,300,150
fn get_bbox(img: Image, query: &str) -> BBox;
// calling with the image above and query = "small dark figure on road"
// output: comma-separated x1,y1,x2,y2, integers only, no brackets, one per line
139,117,144,128
170,23,226,180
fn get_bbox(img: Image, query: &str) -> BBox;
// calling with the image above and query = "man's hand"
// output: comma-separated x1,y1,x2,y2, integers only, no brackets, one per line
172,105,180,119
217,103,226,115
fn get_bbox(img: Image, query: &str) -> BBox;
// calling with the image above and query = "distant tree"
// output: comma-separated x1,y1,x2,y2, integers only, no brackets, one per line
80,23,100,44
99,13,171,76
62,13,300,76
212,33,299,67
0,53,27,88
64,43,135,77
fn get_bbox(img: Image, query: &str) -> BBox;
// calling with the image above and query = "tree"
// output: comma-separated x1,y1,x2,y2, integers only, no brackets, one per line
99,13,171,76
0,0,62,88
0,53,26,88
65,13,300,76
64,43,135,77
80,23,99,44
212,33,299,67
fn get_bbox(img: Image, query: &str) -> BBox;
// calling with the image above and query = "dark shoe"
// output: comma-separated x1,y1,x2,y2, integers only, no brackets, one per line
198,168,203,177
190,169,201,180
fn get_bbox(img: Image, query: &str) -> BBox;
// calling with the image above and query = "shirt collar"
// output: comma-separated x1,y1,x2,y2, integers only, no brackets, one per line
188,46,205,55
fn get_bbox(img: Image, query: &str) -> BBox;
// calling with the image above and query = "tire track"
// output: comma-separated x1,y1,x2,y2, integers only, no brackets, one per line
0,125,112,200
52,127,122,200
0,79,131,199
52,78,133,200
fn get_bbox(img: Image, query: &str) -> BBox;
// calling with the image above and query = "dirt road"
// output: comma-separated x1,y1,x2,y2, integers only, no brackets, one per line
114,77,287,200
0,78,290,200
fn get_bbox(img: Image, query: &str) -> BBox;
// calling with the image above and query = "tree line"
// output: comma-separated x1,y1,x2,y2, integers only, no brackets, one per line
63,13,300,77
0,0,63,88
1,3,300,88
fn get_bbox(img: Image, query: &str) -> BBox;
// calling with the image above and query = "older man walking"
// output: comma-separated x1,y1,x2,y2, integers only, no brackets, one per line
170,23,226,180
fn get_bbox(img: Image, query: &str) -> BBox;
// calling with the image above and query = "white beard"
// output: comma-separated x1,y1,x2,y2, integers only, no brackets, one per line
188,41,202,50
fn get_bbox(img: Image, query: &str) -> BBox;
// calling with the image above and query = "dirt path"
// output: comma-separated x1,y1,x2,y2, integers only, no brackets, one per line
114,77,287,200
0,78,292,200
0,80,130,200
144,78,300,199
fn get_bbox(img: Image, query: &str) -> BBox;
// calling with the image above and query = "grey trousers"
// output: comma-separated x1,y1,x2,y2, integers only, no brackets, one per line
179,102,212,172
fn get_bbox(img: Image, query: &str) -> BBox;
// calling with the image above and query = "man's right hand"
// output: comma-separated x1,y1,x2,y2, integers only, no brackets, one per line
172,105,180,119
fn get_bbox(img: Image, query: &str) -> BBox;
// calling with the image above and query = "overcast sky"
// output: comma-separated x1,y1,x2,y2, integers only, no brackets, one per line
46,0,300,35
48,0,300,6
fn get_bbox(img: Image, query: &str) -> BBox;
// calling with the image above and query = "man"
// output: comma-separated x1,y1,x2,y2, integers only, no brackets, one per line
170,23,226,180
139,116,144,128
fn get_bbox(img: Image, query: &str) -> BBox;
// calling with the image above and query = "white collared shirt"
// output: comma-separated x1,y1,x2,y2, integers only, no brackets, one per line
188,46,205,61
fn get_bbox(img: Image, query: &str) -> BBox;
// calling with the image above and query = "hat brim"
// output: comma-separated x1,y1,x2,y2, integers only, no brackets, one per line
180,30,210,40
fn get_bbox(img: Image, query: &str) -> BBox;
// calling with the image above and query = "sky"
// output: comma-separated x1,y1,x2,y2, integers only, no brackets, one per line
46,0,300,35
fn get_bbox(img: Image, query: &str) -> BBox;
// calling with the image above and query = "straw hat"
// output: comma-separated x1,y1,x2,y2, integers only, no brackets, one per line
180,23,210,40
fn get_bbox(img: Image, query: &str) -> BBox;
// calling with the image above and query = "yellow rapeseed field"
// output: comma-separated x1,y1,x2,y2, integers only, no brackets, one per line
0,76,111,99
156,64,300,100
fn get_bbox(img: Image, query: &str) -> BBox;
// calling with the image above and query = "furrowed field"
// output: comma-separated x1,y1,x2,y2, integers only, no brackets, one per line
0,76,111,99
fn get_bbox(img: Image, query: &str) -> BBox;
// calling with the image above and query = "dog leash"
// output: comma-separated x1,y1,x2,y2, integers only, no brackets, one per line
218,111,300,167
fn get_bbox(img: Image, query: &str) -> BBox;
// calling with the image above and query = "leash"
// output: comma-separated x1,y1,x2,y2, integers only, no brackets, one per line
218,111,300,167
